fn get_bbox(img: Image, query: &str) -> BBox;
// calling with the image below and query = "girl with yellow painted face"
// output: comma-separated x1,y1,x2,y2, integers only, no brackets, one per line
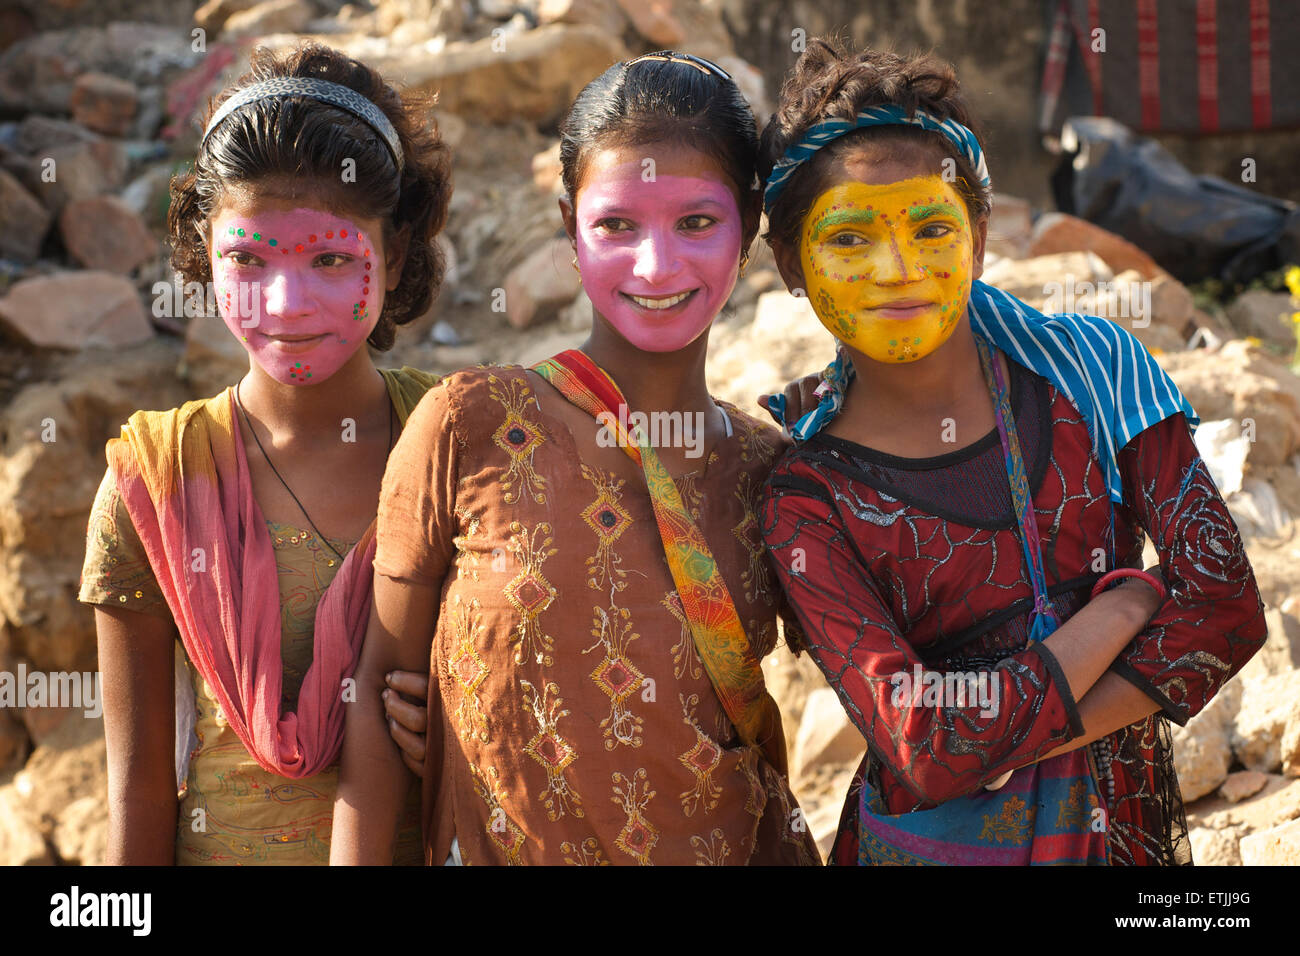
758,39,1264,866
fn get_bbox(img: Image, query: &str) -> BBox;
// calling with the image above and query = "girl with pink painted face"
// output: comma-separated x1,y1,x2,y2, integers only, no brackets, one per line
333,52,821,866
79,43,451,865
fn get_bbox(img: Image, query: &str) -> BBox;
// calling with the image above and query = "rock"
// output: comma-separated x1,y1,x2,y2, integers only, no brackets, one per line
793,687,866,782
0,166,52,264
1231,670,1300,773
0,341,189,675
985,193,1033,260
531,141,562,195
1240,607,1300,682
0,271,153,350
433,110,466,152
660,0,734,61
194,0,261,33
556,287,591,333
1189,824,1243,866
1219,770,1270,803
0,705,29,773
1225,478,1292,542
1028,212,1166,280
1281,715,1300,778
478,0,519,19
716,56,770,128
129,83,165,141
119,163,176,228
1148,274,1195,333
0,24,202,117
503,236,581,330
1225,290,1297,351
1159,341,1300,469
52,794,107,866
220,0,315,39
180,310,249,397
69,71,138,138
58,195,158,274
0,30,83,114
13,116,128,214
0,785,52,865
1194,418,1250,497
381,24,626,126
9,714,107,862
981,250,1112,309
537,0,629,35
615,0,686,47
706,289,837,411
1239,817,1300,865
1171,676,1240,802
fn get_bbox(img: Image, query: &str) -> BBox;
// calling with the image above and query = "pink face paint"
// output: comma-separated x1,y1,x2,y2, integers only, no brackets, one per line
210,208,380,386
574,161,742,353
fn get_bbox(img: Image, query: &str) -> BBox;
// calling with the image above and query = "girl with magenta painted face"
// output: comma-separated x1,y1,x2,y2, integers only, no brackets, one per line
332,53,820,866
758,39,1265,866
79,43,450,864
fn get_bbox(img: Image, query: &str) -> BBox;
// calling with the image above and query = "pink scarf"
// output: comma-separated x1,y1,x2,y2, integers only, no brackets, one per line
108,387,378,778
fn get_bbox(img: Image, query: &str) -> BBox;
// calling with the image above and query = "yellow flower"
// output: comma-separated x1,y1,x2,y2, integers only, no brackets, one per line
1286,265,1300,299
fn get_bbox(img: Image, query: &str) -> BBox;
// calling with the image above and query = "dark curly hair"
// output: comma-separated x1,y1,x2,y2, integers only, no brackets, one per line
167,42,453,351
559,53,763,250
759,37,992,253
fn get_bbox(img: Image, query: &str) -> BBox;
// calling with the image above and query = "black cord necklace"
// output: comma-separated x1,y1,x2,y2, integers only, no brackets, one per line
234,377,393,565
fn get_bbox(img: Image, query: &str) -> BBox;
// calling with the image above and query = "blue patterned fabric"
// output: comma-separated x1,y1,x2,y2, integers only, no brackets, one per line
763,104,990,214
769,280,1199,507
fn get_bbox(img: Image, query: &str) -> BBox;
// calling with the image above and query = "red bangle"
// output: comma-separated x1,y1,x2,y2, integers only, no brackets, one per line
1091,568,1167,603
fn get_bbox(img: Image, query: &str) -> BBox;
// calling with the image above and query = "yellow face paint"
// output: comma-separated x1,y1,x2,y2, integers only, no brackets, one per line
800,175,974,364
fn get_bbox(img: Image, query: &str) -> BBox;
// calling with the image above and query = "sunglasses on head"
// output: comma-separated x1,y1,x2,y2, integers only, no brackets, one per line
625,51,732,81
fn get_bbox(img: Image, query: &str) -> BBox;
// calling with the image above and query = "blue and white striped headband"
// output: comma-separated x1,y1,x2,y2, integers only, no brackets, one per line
763,104,989,214
201,77,404,177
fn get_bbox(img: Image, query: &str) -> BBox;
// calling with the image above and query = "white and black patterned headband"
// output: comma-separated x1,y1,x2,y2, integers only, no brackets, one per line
201,76,404,176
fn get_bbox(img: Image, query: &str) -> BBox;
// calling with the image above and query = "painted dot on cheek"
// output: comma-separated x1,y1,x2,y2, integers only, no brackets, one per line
325,231,333,239
295,244,304,253
309,234,317,243
237,228,245,236
269,238,277,247
340,229,347,238
252,232,260,241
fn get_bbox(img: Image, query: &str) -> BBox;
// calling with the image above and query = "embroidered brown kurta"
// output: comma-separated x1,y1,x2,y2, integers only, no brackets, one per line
375,365,819,865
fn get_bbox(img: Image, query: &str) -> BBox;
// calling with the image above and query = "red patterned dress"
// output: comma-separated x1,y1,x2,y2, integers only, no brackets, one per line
759,359,1266,865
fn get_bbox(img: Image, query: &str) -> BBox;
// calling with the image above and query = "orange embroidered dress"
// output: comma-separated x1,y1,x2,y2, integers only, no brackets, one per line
375,366,820,865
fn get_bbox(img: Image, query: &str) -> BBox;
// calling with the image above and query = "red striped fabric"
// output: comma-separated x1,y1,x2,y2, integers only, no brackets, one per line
1250,0,1272,128
1137,0,1161,129
1196,0,1220,131
1085,0,1105,116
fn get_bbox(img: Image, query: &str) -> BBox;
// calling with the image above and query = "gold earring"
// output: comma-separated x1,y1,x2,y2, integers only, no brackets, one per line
739,251,750,277
571,254,581,285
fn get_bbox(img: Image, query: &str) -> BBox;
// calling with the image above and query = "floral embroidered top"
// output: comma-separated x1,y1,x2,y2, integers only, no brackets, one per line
759,360,1266,865
375,366,821,865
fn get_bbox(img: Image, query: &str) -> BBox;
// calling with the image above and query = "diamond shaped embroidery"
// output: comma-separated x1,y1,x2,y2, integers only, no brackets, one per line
616,819,658,863
505,569,554,616
493,416,543,458
525,730,576,773
680,737,721,775
581,495,632,543
591,656,643,704
450,646,487,693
